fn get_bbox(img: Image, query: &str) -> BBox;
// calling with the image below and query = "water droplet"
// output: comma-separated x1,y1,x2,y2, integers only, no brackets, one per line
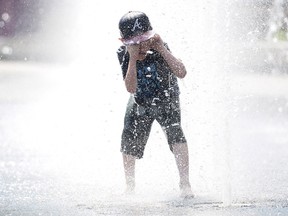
1,46,13,55
2,12,10,22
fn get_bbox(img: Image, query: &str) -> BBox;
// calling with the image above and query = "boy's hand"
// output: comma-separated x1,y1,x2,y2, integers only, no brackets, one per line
149,34,165,53
126,33,166,61
127,44,140,60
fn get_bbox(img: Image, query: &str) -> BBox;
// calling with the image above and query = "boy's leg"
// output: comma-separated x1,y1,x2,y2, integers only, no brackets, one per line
172,143,194,198
122,153,136,193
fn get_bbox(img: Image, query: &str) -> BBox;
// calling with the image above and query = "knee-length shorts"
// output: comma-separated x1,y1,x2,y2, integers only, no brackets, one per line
121,96,187,159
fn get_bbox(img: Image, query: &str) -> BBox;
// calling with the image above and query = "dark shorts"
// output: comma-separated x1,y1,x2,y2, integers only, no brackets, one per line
121,96,187,159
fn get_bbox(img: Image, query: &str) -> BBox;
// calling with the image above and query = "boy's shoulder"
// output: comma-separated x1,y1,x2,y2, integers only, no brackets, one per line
117,45,127,55
117,45,128,65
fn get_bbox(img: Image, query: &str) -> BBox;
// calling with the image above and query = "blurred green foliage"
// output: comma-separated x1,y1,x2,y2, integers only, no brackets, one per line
275,29,288,41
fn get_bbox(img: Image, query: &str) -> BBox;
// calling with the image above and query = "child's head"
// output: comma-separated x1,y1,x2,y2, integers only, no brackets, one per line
119,11,155,45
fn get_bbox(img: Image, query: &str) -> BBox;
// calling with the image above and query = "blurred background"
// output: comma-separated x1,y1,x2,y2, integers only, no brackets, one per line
0,0,288,214
0,0,76,62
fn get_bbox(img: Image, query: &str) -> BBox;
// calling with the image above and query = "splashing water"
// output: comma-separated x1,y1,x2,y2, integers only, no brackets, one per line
2,1,288,215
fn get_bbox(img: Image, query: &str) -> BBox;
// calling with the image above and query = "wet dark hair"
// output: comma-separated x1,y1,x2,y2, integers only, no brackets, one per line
119,11,153,39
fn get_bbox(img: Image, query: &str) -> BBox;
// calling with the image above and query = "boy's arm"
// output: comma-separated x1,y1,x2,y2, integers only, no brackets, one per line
151,34,187,78
117,46,138,93
124,45,140,93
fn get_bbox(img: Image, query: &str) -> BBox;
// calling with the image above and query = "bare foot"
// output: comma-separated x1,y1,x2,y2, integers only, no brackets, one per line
180,183,195,199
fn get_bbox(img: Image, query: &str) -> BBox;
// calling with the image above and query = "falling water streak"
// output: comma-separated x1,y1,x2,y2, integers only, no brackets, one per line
220,1,232,207
208,1,232,206
185,0,233,204
204,1,233,206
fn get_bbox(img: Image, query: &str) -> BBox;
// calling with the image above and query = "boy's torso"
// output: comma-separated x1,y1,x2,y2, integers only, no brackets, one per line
117,45,180,106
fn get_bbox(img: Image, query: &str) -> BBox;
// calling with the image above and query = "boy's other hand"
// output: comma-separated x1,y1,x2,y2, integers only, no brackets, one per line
149,34,165,52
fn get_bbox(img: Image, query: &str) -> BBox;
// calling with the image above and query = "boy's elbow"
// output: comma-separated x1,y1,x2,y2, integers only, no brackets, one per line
127,88,136,94
177,68,187,79
179,71,187,78
125,85,136,94
124,78,136,93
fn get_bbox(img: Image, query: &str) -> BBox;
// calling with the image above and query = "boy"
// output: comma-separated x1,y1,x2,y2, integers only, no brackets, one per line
117,11,194,198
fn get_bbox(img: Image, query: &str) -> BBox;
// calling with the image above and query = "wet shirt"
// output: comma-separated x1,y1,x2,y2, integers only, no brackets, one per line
117,44,180,106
